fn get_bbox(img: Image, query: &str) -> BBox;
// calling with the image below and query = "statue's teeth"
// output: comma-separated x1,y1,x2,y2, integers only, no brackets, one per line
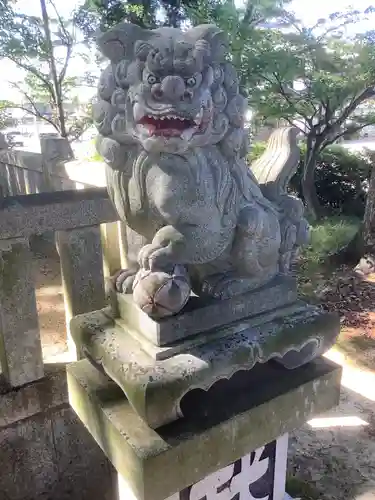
194,108,204,125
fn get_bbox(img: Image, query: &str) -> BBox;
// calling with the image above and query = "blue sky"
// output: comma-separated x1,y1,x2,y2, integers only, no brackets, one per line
2,0,375,102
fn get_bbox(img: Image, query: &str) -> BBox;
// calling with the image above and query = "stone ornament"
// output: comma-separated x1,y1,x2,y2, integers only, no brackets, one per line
94,22,310,318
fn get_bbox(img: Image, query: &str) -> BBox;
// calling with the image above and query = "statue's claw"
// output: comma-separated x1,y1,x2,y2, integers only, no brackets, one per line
138,243,173,272
111,269,137,293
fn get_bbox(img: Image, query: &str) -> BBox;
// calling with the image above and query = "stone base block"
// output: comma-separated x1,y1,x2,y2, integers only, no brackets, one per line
70,303,340,428
67,357,341,500
115,275,297,346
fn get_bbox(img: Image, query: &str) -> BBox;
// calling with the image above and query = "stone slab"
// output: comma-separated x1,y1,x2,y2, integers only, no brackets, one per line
70,303,340,429
0,188,117,240
118,302,309,361
67,357,342,500
116,275,297,346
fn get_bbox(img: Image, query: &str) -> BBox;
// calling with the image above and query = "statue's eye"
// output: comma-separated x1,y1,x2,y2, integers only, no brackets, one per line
186,76,196,87
147,74,158,85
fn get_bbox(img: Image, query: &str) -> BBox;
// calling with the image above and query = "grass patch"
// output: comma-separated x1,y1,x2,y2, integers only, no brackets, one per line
298,216,360,299
302,215,360,264
86,150,103,162
286,476,321,500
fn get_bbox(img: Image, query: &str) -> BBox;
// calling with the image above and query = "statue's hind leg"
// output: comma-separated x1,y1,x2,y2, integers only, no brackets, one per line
192,206,281,300
191,251,277,300
197,269,278,300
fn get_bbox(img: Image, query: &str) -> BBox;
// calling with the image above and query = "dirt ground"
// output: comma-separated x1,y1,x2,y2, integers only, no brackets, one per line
288,350,375,500
33,250,68,362
33,251,375,500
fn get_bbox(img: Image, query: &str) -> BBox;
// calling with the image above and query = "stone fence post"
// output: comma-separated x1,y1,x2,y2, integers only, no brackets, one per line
40,134,74,191
0,133,9,198
0,238,44,387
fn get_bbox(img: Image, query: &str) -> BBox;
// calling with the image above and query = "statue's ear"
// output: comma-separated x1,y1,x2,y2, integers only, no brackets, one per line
187,24,228,63
97,23,152,63
134,40,153,61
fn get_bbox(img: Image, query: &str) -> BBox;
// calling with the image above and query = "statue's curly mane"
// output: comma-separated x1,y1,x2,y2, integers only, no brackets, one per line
93,26,249,170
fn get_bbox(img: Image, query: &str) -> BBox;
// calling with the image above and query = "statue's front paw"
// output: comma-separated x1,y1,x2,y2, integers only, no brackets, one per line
111,269,137,293
138,243,173,272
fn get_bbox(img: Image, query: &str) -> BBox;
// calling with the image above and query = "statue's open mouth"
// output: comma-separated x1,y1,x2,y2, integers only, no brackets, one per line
135,107,205,141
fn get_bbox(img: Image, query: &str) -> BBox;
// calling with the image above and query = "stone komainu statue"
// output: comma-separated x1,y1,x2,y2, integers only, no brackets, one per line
94,22,309,318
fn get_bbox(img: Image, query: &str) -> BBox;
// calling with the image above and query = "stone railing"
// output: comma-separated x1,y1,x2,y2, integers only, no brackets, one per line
0,134,103,197
0,188,120,389
0,148,95,196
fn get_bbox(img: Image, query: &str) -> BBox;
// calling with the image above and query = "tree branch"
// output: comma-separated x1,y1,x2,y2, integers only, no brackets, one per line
8,82,60,132
271,72,317,128
58,42,73,85
241,0,255,27
7,104,60,132
323,121,375,148
333,87,375,130
316,19,355,43
5,55,55,101
48,0,74,84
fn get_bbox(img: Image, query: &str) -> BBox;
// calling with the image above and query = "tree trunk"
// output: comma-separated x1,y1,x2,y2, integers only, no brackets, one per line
353,162,375,272
362,162,375,248
301,146,323,221
330,162,375,269
40,0,67,138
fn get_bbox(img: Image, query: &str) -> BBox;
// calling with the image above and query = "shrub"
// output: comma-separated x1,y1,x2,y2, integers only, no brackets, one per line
248,141,267,162
302,216,360,264
249,141,371,217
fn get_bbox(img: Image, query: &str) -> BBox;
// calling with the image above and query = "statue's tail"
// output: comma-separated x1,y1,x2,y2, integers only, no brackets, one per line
251,127,300,199
250,127,310,273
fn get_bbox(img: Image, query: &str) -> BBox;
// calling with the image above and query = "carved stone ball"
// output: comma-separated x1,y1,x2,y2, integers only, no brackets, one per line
132,265,191,319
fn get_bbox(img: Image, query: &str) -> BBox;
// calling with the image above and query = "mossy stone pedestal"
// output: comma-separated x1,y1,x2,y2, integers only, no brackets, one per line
67,356,341,500
70,279,340,430
68,277,341,500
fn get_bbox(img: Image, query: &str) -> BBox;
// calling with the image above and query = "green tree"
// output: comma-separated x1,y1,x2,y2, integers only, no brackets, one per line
0,0,95,139
0,100,14,130
74,0,196,37
215,6,375,219
188,0,292,93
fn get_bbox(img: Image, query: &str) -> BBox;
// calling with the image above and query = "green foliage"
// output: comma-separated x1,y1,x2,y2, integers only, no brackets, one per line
207,3,375,217
249,21,375,141
188,0,292,93
297,215,360,299
248,140,266,162
75,0,197,37
249,141,371,217
0,99,14,129
292,145,371,217
303,216,360,265
0,0,94,139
